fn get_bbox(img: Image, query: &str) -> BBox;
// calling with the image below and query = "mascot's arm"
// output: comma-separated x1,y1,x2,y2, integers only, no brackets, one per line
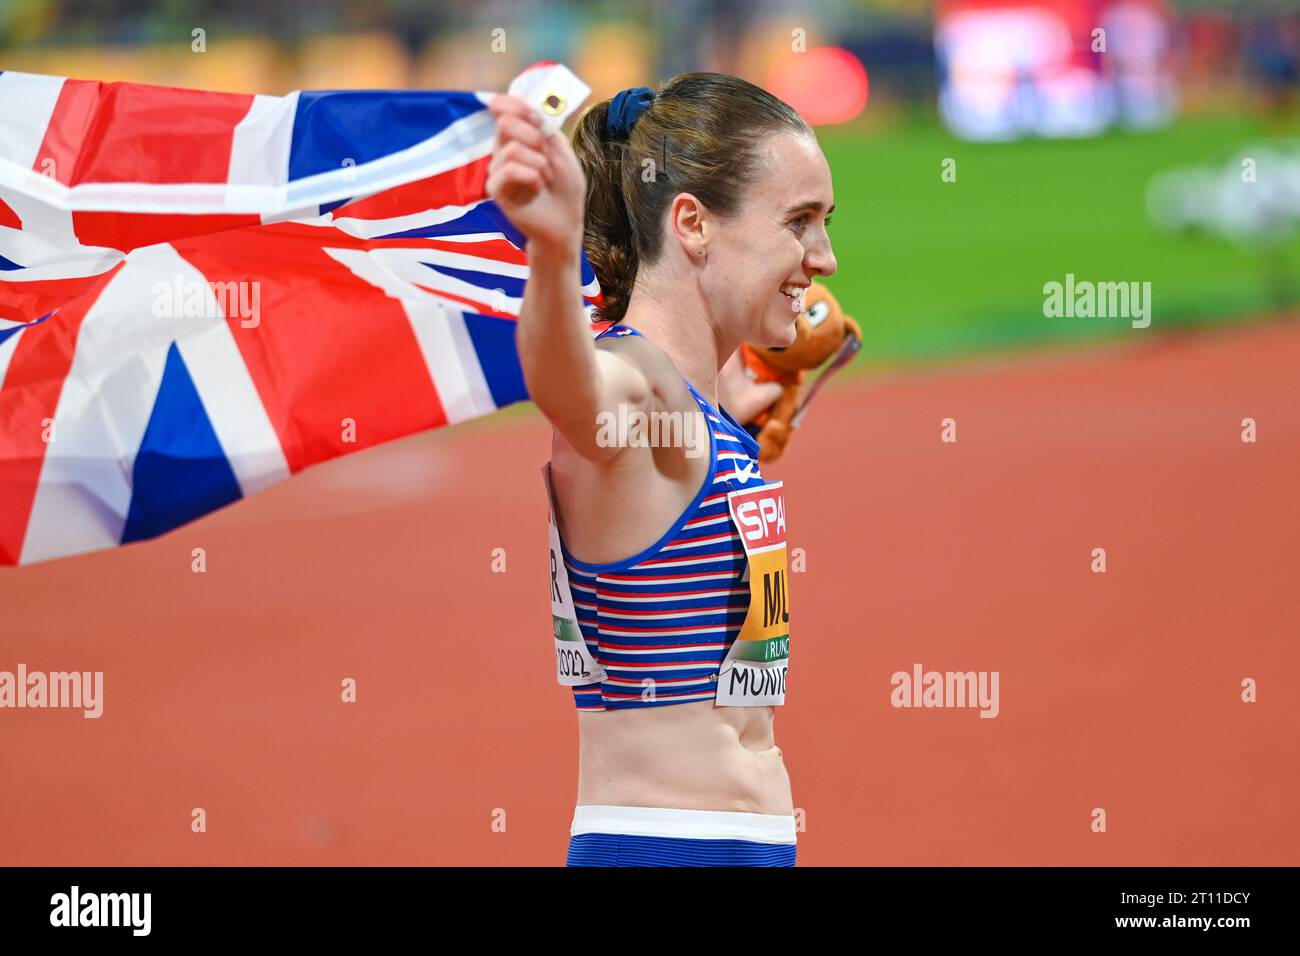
756,381,800,462
719,350,783,423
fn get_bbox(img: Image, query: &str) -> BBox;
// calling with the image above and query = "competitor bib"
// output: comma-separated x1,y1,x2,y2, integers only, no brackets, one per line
717,480,789,706
541,463,607,686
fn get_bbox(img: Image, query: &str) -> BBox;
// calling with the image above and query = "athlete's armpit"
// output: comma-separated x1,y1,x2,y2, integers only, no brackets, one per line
543,341,652,462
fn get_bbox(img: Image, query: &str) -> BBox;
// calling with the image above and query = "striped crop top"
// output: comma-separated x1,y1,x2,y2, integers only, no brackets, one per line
542,323,791,712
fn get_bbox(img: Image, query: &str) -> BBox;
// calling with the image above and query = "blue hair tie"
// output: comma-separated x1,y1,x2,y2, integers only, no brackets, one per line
607,86,656,140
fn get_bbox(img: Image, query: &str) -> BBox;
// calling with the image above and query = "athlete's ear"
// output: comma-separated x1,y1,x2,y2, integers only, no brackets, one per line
669,192,708,259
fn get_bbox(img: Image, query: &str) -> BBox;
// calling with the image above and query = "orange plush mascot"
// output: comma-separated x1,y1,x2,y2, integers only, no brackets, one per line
720,281,862,463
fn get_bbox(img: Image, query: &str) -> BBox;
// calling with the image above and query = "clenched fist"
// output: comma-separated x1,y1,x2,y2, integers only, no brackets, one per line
486,94,586,255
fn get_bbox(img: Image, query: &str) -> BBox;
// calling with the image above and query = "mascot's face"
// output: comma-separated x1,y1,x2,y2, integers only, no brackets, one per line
701,130,837,351
751,282,856,372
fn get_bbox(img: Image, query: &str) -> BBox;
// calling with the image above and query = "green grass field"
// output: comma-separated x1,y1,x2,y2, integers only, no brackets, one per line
817,113,1300,369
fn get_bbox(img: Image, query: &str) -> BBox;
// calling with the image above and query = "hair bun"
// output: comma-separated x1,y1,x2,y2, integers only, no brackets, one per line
606,86,656,140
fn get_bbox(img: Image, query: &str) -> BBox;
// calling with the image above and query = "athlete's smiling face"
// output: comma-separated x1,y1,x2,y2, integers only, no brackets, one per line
702,130,837,349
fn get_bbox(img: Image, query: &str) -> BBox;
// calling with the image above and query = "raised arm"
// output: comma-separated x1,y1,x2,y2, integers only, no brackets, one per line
486,94,648,461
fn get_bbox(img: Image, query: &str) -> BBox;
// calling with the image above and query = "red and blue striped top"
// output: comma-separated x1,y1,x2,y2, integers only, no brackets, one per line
557,323,771,711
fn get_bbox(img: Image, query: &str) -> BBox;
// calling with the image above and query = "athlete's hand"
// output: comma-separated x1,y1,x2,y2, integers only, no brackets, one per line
719,350,784,425
486,94,586,255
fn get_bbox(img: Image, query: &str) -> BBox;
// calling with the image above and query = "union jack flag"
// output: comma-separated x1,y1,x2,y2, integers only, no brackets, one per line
0,61,601,566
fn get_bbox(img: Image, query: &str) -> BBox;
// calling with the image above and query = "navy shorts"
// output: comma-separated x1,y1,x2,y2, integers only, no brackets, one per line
566,805,797,867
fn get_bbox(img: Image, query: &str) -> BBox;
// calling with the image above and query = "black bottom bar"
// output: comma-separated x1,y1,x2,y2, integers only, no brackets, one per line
0,866,1290,941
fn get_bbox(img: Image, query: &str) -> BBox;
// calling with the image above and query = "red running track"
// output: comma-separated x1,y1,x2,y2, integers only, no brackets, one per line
2,318,1297,865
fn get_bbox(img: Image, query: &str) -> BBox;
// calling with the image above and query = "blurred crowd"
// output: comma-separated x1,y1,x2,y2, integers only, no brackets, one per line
0,0,1295,129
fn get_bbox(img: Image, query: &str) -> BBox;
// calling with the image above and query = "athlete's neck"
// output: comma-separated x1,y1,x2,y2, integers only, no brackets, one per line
621,282,731,409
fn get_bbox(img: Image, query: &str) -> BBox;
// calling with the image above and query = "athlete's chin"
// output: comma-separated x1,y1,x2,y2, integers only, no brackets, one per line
764,310,798,349
746,305,798,350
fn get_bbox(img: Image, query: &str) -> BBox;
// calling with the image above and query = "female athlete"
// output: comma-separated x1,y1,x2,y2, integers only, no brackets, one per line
486,72,837,866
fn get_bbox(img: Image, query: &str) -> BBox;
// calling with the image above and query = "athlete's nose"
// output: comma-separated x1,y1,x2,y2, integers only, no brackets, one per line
806,236,837,278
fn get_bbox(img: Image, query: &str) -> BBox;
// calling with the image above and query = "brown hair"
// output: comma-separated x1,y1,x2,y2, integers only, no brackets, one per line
570,72,812,324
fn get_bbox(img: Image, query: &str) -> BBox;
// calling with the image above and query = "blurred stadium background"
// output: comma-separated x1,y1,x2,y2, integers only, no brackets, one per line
3,0,1298,364
2,1,1298,867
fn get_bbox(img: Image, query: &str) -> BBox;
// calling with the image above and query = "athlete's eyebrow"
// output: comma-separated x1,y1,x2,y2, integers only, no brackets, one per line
784,201,835,217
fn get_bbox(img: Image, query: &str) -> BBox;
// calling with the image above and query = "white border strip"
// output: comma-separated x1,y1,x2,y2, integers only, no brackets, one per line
227,91,300,191
0,72,65,171
0,326,23,388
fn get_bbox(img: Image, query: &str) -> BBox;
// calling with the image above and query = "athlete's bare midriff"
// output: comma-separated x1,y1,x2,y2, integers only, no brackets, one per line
575,703,794,815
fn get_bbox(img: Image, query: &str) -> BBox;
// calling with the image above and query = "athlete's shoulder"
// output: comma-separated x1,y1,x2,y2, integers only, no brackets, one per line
594,323,692,401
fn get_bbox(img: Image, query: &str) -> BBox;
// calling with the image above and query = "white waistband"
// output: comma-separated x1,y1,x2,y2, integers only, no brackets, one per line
571,805,797,844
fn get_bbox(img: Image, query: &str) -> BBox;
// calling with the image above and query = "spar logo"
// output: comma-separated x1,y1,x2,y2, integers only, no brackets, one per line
730,484,787,549
727,482,790,638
